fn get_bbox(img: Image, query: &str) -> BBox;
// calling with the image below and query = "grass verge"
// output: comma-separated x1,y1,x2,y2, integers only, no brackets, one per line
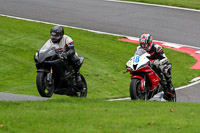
1,98,200,133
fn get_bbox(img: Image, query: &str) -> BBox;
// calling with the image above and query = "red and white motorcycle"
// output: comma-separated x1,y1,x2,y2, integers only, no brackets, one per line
126,48,176,102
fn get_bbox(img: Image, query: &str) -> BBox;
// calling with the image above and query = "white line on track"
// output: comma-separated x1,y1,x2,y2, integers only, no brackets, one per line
1,14,200,50
176,80,200,91
0,14,125,37
105,0,200,13
0,13,199,94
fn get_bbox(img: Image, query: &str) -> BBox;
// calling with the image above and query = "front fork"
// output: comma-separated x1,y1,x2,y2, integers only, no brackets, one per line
132,75,151,99
131,75,145,91
47,67,53,84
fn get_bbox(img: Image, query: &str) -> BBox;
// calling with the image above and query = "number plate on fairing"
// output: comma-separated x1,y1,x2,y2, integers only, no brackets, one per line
133,55,140,64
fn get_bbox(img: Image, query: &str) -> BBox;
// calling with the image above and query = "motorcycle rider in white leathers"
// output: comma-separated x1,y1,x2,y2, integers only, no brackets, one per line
41,25,83,87
138,33,175,96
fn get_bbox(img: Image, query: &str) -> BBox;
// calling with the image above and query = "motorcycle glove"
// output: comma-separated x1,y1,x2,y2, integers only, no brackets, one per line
60,52,69,59
153,60,160,68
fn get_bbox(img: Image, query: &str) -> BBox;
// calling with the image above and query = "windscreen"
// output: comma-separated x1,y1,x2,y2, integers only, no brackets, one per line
134,48,146,56
39,42,59,53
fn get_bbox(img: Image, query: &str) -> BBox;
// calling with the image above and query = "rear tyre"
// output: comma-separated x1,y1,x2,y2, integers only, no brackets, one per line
130,78,147,100
36,72,54,98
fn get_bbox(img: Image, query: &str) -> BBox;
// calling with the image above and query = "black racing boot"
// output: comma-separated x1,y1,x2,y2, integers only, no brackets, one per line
74,69,85,88
166,81,175,95
75,73,86,93
163,81,176,101
163,74,174,94
72,55,85,89
163,73,175,100
76,74,83,87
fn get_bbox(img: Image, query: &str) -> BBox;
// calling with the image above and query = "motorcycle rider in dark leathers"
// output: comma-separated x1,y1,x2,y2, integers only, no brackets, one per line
41,25,83,87
138,33,175,96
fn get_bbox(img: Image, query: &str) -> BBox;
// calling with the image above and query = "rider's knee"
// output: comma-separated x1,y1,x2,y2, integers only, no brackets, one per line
159,64,172,78
71,55,81,68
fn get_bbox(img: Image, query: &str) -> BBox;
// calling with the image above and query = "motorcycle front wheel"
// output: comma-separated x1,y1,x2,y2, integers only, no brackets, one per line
130,78,147,100
36,72,54,98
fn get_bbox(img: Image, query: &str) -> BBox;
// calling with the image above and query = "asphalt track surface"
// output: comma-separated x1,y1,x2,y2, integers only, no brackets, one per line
0,0,199,102
0,92,49,101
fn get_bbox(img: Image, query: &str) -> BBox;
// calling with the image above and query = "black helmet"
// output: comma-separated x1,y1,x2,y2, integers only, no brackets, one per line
50,26,64,43
139,33,153,51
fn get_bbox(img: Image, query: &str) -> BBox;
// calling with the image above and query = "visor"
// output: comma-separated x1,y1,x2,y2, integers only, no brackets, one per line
141,43,149,48
51,35,61,39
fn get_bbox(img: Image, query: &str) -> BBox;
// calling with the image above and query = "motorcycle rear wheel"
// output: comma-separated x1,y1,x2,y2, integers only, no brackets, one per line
130,78,147,100
36,72,54,98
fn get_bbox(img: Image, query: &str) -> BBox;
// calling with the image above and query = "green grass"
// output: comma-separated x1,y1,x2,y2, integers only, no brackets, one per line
121,0,200,10
0,16,199,99
0,15,200,133
1,98,200,133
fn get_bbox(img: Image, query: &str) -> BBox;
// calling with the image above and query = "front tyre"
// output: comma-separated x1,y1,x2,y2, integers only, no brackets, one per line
36,72,54,98
130,78,147,100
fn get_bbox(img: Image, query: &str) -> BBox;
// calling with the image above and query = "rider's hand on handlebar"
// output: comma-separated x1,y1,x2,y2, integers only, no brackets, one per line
149,61,154,67
153,60,160,68
58,54,64,60
60,52,69,60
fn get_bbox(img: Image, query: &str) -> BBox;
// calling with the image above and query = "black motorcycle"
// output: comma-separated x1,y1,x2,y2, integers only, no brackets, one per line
34,47,87,98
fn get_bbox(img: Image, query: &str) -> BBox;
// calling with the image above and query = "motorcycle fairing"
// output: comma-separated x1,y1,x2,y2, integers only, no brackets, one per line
126,51,150,70
127,65,160,91
147,71,160,91
131,75,145,91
